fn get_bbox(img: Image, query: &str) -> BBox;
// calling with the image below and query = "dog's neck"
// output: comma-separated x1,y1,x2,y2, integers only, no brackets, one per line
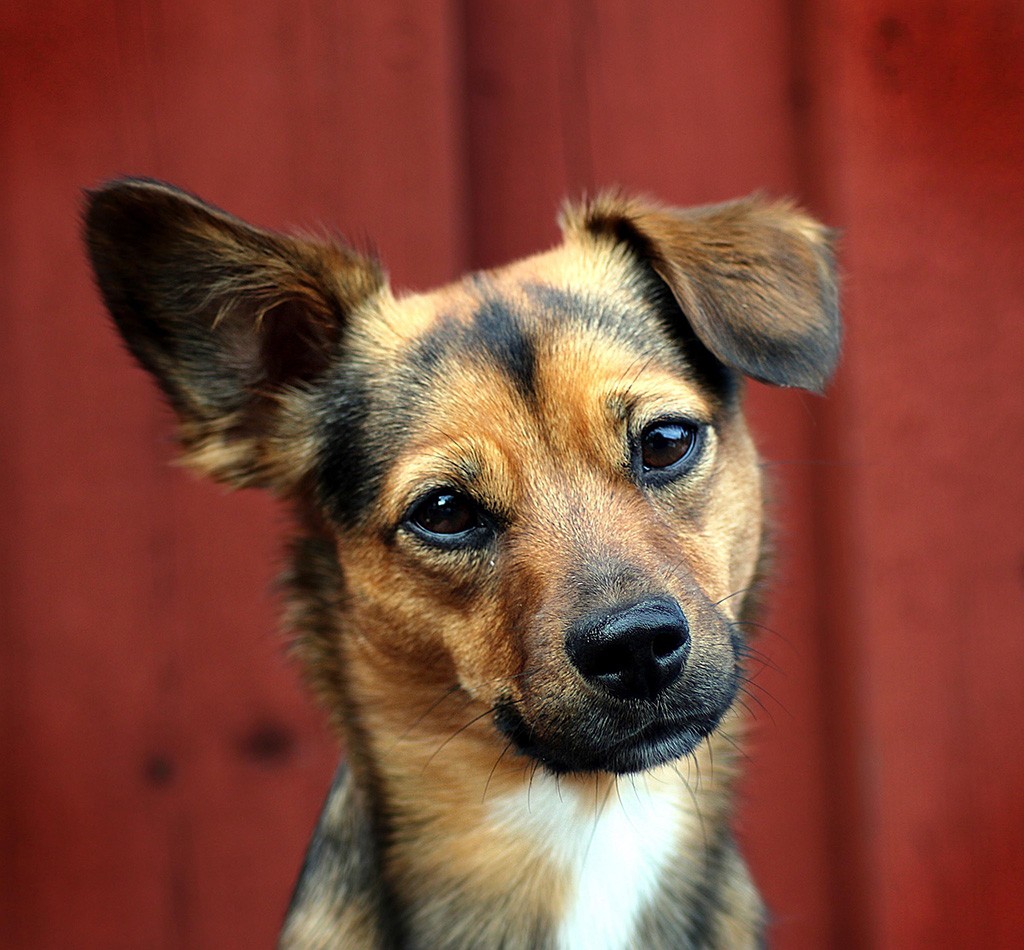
282,633,761,949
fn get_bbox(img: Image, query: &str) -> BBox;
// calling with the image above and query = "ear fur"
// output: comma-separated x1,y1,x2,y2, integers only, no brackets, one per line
563,193,841,392
84,178,384,490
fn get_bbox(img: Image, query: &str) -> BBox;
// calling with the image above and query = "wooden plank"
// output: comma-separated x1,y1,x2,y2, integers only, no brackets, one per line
0,1,466,946
462,1,590,268
0,7,190,944
813,3,1024,946
780,3,875,945
463,4,836,946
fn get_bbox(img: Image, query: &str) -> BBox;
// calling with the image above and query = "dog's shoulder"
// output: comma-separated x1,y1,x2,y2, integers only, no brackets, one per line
280,764,394,950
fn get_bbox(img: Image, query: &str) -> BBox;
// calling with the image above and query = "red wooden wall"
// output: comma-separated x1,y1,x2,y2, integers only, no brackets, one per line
1,3,1021,947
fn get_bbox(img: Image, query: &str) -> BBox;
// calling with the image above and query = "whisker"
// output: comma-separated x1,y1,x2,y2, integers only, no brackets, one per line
583,776,616,868
718,730,752,763
673,762,709,859
394,683,465,745
425,706,497,769
618,775,642,836
735,694,761,722
713,586,758,608
527,760,541,813
482,739,515,803
737,684,782,726
617,354,660,405
738,685,773,721
396,665,544,753
614,773,627,812
474,665,543,688
739,661,782,686
735,643,785,677
729,618,796,649
741,677,790,717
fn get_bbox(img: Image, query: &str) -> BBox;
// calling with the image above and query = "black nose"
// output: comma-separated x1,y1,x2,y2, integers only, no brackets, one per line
566,597,690,701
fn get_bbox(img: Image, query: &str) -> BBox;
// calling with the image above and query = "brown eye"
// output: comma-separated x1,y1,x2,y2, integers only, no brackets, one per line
639,420,701,474
406,489,483,542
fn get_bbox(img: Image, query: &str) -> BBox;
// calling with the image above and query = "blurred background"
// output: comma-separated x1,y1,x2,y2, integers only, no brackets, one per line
1,2,1022,947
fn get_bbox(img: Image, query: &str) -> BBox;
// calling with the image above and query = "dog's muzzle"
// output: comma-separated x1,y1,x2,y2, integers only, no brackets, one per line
494,593,735,774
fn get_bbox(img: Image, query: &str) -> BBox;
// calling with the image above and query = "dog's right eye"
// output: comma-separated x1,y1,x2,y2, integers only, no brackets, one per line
404,489,487,546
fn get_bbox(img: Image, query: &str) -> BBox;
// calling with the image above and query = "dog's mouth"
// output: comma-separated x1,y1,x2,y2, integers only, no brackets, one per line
492,698,729,775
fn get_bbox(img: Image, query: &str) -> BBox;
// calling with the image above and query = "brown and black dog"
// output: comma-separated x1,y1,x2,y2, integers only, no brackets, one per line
84,179,839,949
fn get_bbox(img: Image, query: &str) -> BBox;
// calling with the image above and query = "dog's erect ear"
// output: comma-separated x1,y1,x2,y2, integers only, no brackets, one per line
84,178,383,489
563,194,840,392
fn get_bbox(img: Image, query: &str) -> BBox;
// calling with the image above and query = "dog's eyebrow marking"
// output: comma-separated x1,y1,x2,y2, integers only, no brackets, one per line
470,297,537,402
406,298,537,402
318,296,537,527
523,283,628,337
526,281,739,405
407,314,464,377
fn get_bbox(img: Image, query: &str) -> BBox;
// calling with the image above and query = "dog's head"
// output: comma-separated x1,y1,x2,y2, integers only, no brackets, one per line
85,181,838,775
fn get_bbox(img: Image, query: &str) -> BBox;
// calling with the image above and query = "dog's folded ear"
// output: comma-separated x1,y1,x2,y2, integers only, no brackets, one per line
564,194,841,392
84,178,383,490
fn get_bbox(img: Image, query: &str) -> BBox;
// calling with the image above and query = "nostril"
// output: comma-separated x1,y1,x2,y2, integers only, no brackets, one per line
651,628,684,660
587,642,633,678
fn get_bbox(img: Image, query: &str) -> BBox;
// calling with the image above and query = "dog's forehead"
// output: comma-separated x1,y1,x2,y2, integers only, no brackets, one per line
316,240,727,526
355,239,682,378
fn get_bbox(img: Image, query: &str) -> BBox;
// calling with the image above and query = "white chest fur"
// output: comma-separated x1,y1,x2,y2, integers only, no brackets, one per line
488,772,681,950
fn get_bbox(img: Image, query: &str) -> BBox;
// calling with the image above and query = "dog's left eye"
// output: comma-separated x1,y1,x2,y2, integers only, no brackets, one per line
405,489,486,545
636,419,703,482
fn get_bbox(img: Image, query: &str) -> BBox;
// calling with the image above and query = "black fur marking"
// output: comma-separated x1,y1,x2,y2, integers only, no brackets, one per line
406,298,537,400
524,280,739,406
494,693,729,777
492,700,575,772
84,179,371,420
283,763,403,949
282,532,405,946
285,764,351,913
317,295,540,528
563,558,655,614
470,297,537,401
632,823,736,948
406,315,464,378
684,828,726,948
645,278,740,407
315,367,383,528
523,283,647,342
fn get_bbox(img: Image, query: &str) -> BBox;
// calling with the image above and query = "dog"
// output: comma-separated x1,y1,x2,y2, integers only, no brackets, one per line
84,179,839,949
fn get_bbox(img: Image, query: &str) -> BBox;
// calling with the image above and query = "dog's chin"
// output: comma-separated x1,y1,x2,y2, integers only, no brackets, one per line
493,701,730,776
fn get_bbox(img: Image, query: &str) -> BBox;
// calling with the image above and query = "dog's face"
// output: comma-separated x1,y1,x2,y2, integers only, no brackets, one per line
316,247,766,775
85,181,838,775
